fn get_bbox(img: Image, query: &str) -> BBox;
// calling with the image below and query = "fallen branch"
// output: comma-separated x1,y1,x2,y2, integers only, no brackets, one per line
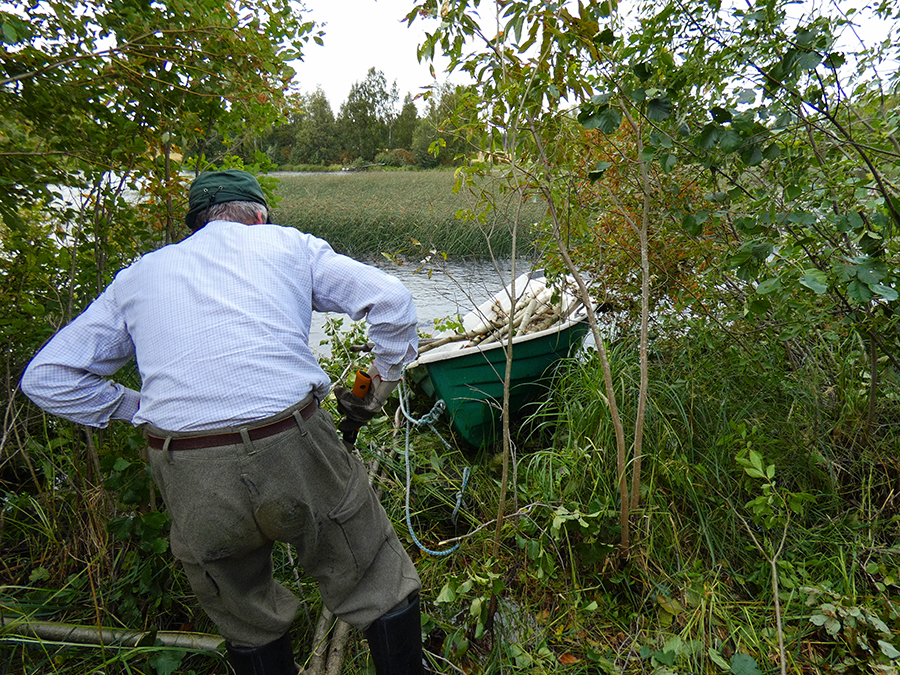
436,502,547,546
305,608,336,675
324,620,352,675
1,618,223,651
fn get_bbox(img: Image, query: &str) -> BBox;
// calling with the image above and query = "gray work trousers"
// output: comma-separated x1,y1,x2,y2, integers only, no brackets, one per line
144,399,421,647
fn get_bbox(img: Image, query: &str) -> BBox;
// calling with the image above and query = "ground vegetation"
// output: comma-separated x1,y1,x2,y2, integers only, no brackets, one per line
2,0,900,674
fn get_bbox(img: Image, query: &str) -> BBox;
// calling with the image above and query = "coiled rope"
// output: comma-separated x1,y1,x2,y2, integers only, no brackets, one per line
397,374,470,556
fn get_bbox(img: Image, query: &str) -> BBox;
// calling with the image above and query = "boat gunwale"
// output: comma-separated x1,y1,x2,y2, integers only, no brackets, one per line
409,308,589,367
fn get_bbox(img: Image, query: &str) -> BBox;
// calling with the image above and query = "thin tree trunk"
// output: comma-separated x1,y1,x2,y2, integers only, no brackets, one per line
164,139,174,245
624,106,651,514
867,331,879,434
524,115,631,555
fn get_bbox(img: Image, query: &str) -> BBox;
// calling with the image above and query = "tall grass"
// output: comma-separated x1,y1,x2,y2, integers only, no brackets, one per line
498,317,900,673
5,177,900,673
271,170,547,259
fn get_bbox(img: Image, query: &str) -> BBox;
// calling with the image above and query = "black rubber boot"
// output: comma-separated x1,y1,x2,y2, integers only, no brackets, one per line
225,632,297,675
365,593,427,675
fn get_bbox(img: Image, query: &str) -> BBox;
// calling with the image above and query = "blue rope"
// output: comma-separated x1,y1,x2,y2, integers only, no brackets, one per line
397,374,470,557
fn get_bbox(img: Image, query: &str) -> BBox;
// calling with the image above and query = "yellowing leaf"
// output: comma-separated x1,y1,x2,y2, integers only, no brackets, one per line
657,594,683,615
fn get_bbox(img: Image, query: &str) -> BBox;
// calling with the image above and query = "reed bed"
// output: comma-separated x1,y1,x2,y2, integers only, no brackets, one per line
271,170,547,258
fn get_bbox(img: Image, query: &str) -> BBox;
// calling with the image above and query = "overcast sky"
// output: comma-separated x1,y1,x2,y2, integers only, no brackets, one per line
289,0,466,112
288,0,892,114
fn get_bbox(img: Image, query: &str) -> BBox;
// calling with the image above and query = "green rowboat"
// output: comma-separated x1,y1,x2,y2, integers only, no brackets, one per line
407,271,590,448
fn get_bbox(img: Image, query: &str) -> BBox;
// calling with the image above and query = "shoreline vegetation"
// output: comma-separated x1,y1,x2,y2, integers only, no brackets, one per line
272,170,547,259
7,0,900,671
3,169,899,675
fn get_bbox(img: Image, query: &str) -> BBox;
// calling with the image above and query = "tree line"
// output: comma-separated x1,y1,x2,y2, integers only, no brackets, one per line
229,68,475,170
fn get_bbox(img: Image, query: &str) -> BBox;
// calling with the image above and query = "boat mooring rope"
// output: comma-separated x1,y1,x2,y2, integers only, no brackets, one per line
397,375,471,557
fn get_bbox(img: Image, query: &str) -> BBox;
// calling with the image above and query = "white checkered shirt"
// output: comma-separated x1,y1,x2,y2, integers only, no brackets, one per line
21,220,418,431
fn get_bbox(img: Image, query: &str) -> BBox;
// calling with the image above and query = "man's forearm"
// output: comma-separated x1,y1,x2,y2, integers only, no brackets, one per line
21,363,140,428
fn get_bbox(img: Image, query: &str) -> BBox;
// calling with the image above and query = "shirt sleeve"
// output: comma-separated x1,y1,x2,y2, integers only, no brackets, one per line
20,286,141,428
305,236,418,380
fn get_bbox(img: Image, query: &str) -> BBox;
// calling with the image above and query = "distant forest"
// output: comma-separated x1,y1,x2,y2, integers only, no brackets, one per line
211,67,477,170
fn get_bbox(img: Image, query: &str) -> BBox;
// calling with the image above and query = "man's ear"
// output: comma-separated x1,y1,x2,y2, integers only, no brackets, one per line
256,210,266,224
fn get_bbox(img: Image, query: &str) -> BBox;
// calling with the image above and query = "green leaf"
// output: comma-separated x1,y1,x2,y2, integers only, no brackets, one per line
730,653,761,675
654,649,676,666
824,52,846,69
710,106,732,123
799,271,828,294
856,259,887,283
861,609,890,634
762,142,782,160
647,96,672,121
588,161,613,182
756,278,781,295
740,145,764,166
810,613,828,629
595,28,615,45
436,582,456,603
746,297,771,315
870,283,898,301
709,648,730,669
796,51,824,71
848,279,874,302
682,213,703,236
719,129,743,153
108,516,133,540
149,650,186,675
661,153,677,172
737,88,756,104
878,640,900,659
142,510,168,530
633,62,654,81
596,0,618,16
698,124,719,150
29,567,50,583
580,106,622,134
2,21,17,43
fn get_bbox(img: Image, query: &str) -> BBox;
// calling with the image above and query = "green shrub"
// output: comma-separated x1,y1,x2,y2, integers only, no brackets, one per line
375,148,414,167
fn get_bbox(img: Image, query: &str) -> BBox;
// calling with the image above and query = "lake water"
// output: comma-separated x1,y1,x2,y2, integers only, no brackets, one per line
309,256,535,355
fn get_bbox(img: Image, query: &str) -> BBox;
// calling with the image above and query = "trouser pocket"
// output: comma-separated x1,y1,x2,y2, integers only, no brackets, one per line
327,456,392,581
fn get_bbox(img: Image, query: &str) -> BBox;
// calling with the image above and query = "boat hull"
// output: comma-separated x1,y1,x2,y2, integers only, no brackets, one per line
408,318,589,448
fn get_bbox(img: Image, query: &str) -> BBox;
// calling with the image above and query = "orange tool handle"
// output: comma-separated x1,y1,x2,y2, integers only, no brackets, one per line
351,370,372,399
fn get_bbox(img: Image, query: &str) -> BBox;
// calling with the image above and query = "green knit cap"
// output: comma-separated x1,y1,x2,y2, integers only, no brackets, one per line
185,170,268,230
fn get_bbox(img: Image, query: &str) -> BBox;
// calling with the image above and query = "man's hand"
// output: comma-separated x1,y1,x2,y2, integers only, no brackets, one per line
334,365,399,437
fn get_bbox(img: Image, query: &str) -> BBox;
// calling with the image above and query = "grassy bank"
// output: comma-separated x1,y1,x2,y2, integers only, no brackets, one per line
271,170,547,259
5,312,898,674
3,171,900,674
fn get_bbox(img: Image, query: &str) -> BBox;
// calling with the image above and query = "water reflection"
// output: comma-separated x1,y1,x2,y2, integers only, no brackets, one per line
310,257,537,354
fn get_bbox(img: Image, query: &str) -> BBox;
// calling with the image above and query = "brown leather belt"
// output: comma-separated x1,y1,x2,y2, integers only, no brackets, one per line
146,401,317,451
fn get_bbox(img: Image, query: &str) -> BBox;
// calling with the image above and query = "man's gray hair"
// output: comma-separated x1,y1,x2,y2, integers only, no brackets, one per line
194,200,268,229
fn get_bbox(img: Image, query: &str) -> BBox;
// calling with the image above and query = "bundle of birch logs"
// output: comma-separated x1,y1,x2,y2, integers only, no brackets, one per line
419,279,583,354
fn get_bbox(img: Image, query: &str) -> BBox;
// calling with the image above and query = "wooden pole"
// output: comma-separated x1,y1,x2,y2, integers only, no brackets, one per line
2,619,224,651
